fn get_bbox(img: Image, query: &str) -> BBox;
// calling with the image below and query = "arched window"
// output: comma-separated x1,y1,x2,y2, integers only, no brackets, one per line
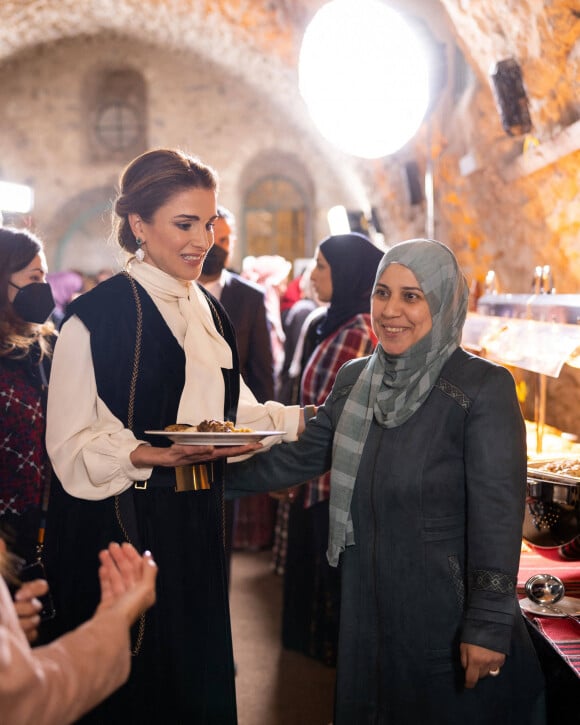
86,68,147,161
243,176,309,263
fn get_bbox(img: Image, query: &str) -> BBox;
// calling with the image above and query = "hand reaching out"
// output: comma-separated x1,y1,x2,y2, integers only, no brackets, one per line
96,542,157,627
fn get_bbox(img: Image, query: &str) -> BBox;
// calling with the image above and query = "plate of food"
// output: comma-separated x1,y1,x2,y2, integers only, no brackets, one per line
145,420,285,446
527,457,580,485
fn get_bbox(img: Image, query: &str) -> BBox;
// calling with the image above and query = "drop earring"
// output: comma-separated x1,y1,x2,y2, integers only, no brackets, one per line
135,237,145,262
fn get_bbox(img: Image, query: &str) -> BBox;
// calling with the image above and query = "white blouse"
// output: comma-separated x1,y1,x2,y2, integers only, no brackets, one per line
46,262,300,501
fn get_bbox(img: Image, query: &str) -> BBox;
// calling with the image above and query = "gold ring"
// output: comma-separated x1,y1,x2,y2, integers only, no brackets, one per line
489,668,500,677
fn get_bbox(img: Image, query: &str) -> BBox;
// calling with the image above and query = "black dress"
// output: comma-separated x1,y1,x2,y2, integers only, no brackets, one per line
45,275,240,724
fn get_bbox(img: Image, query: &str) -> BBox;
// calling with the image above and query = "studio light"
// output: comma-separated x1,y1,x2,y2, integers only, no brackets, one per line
0,180,34,213
299,0,431,159
327,205,351,234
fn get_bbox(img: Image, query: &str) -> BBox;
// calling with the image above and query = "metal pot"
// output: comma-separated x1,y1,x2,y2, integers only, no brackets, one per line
523,478,580,548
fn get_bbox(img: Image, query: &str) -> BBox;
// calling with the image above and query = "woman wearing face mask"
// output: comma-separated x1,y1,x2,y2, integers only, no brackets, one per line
0,227,56,566
230,239,545,724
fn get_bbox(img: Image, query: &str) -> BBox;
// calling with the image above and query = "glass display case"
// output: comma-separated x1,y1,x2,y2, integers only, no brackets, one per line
462,293,580,452
463,305,580,378
467,294,580,552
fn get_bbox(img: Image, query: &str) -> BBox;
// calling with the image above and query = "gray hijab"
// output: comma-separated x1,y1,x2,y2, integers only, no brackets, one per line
327,239,469,566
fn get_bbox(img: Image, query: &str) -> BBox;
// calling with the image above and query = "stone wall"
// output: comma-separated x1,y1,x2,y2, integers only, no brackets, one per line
1,0,580,431
0,31,367,273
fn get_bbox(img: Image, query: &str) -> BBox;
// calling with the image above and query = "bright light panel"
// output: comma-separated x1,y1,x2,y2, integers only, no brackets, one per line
0,181,34,213
327,205,351,234
299,0,430,159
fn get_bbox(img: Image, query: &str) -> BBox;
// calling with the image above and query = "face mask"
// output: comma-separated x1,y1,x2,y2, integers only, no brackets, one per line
202,245,228,277
10,281,56,324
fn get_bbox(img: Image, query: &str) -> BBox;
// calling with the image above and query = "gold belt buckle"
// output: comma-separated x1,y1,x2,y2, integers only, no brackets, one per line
175,463,214,492
134,480,148,490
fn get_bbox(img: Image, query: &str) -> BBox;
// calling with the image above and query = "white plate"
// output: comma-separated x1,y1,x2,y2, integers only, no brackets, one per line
519,595,580,618
144,430,285,446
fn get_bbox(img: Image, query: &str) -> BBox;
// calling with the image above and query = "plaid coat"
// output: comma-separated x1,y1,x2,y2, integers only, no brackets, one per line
300,313,376,508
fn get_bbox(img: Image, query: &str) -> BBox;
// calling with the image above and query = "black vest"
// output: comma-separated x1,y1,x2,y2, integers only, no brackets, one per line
66,273,240,486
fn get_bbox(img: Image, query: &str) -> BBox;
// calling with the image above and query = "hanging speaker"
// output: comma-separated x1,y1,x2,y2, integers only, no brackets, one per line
404,162,424,206
489,58,532,137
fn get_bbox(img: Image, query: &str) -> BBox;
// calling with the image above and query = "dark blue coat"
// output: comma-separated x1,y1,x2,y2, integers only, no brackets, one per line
230,348,545,724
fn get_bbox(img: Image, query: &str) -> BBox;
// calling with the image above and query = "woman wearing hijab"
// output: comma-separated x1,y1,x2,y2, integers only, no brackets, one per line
231,239,545,724
282,233,383,666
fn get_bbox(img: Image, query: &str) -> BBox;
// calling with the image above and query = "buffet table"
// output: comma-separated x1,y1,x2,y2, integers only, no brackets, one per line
518,546,580,722
464,293,580,717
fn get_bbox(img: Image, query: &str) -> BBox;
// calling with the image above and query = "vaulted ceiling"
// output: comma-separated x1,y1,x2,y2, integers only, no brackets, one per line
2,1,580,291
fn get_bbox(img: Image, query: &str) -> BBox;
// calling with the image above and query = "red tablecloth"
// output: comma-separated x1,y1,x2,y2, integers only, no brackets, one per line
531,618,580,677
518,546,580,677
517,547,580,597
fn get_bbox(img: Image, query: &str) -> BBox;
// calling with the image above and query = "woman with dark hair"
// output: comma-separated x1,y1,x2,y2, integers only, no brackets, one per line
44,148,304,723
283,233,383,666
0,227,56,565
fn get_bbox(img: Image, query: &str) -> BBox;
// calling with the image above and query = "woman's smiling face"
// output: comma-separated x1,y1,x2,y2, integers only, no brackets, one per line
130,187,218,281
371,262,432,355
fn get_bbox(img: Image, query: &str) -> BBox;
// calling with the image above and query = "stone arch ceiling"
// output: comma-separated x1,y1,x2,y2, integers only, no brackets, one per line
0,1,324,146
0,0,380,227
0,0,464,222
4,0,577,163
2,1,580,292
0,1,462,155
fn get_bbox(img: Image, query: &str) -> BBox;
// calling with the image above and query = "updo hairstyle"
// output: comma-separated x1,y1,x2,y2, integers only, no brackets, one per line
113,148,219,254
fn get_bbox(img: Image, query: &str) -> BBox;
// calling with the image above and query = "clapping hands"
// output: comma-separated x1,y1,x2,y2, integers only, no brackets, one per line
96,542,157,626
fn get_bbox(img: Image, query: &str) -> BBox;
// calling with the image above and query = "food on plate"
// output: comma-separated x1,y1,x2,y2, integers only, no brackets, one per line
164,420,253,433
196,419,253,433
530,458,580,478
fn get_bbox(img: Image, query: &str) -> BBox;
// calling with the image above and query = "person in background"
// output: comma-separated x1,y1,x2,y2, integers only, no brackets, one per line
282,233,383,667
234,252,293,551
277,259,321,407
198,205,275,571
273,260,322,576
230,239,546,724
198,206,274,403
0,227,56,567
0,536,157,725
241,253,292,398
46,269,84,328
44,148,304,724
